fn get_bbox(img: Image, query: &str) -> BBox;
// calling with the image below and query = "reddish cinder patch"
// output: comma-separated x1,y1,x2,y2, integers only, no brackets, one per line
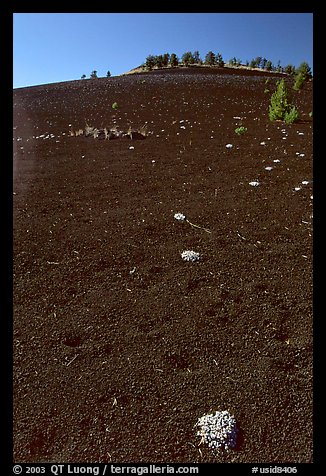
13,67,313,463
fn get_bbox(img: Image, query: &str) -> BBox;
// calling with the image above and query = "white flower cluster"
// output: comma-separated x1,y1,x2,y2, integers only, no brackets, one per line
181,250,201,262
174,212,186,221
196,410,238,451
174,213,205,262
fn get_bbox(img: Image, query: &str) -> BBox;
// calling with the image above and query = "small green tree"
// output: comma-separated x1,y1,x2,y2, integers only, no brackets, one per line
249,58,257,68
284,64,296,75
189,53,196,65
205,51,216,66
265,60,273,71
193,50,201,64
145,55,156,71
155,55,164,68
293,62,312,91
181,51,194,66
106,70,111,77
90,70,98,79
81,74,86,79
293,73,306,91
269,79,299,123
170,53,179,67
296,61,312,78
269,79,290,120
255,56,263,68
264,78,270,93
216,52,225,67
284,106,300,124
162,53,170,66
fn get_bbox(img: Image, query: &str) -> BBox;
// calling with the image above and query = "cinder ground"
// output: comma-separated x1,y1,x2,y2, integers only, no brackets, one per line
13,66,313,463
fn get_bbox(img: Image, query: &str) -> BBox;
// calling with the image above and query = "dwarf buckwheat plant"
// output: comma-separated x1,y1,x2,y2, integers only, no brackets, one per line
181,250,201,262
174,212,211,233
196,410,238,451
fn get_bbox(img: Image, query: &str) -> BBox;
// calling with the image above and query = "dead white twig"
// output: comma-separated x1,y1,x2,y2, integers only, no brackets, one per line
186,219,211,234
236,230,246,240
66,354,79,367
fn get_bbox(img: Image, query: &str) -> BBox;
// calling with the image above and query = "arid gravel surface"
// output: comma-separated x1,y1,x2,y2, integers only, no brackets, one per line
13,66,313,464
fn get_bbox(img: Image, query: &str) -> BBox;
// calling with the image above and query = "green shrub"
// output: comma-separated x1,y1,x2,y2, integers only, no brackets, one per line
269,79,290,121
293,62,312,91
284,64,296,75
293,72,306,91
205,51,216,66
235,126,247,135
181,51,195,66
296,61,312,78
265,60,273,71
145,55,156,70
216,53,225,67
284,106,299,124
112,102,119,110
170,53,179,67
269,79,299,124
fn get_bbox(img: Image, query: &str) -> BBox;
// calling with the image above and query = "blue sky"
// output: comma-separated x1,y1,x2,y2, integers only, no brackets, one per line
13,13,313,88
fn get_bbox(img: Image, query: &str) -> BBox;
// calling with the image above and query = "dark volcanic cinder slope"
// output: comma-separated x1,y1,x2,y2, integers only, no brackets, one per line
13,68,313,463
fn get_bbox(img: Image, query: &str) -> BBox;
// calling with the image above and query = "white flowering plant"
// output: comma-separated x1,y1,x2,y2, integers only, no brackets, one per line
181,250,201,262
196,410,238,451
174,213,211,233
174,213,186,222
